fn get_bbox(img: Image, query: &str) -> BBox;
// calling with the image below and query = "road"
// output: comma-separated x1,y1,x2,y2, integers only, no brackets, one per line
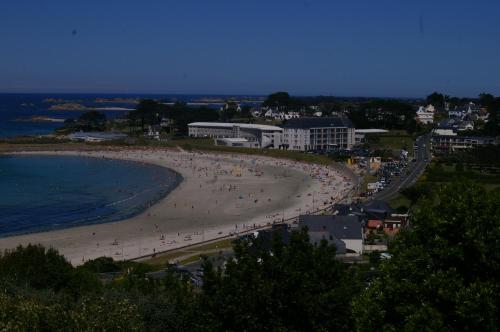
373,133,431,201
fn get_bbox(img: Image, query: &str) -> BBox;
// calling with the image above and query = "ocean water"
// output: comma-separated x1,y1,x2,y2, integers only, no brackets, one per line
0,93,263,138
0,155,182,237
0,93,141,138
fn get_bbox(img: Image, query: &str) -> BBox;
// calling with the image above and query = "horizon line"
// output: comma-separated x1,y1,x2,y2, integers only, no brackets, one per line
0,91,441,100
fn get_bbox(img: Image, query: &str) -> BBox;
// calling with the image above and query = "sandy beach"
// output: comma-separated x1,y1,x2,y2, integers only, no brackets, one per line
0,149,355,265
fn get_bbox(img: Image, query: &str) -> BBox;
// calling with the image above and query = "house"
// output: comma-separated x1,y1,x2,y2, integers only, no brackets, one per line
449,103,482,119
270,111,300,121
363,200,393,220
448,107,466,118
477,109,490,122
437,118,459,130
383,219,403,234
244,223,348,255
416,105,435,124
251,109,262,118
367,220,383,230
263,107,279,118
299,215,363,254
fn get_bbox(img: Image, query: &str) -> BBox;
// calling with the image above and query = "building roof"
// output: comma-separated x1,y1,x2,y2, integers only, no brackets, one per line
282,117,354,129
333,203,365,217
363,200,392,214
299,215,362,240
253,227,291,251
367,220,383,229
188,122,282,131
308,232,346,254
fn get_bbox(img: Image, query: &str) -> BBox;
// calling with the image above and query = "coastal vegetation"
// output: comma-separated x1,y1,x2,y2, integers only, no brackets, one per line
55,110,108,134
0,182,497,331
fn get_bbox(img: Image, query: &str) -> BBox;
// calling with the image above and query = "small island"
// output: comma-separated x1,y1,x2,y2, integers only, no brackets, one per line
14,116,65,123
49,103,89,111
49,103,133,111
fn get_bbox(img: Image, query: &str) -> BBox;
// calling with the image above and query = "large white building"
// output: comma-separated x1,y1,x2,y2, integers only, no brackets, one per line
188,122,282,148
280,117,355,151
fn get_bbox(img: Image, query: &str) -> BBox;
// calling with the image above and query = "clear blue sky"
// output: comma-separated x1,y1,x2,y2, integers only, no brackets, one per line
1,0,499,97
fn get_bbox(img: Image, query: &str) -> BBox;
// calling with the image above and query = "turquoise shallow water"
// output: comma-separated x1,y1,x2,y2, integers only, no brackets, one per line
0,155,182,237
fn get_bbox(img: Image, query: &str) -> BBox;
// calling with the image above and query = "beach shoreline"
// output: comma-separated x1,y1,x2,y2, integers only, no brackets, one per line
0,148,355,265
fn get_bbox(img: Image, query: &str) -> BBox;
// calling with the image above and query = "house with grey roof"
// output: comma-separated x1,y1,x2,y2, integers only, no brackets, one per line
298,215,363,255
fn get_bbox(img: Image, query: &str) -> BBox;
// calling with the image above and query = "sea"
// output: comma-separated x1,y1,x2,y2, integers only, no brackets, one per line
0,93,261,237
0,155,182,237
0,93,160,138
0,93,263,138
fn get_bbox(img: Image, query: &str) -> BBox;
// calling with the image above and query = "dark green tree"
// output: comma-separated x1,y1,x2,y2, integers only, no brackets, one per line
128,99,165,132
78,111,107,131
353,182,500,331
167,103,219,135
479,93,494,107
0,244,73,291
426,92,446,108
263,91,293,107
200,228,361,331
349,99,416,131
484,97,500,136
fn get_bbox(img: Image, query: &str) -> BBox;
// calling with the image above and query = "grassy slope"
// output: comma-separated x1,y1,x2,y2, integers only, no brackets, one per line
364,130,414,157
141,238,234,267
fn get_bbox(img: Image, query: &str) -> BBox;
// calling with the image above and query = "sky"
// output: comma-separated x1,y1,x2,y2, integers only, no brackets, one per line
1,0,500,97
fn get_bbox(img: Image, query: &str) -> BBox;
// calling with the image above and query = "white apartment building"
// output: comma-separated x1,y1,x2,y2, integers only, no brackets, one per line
280,117,355,151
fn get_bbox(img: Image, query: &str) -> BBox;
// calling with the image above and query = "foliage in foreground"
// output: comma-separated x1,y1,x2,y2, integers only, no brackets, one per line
354,182,500,331
200,229,362,331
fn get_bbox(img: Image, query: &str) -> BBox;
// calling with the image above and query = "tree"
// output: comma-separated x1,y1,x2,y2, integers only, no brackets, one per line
350,99,416,131
220,101,239,121
200,228,361,331
240,105,253,122
353,182,500,331
128,99,165,133
167,103,219,135
426,92,446,108
263,91,293,107
0,244,73,291
484,97,500,136
479,93,494,107
78,111,107,131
